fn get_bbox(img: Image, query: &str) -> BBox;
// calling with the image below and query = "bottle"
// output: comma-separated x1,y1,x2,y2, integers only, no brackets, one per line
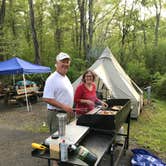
60,139,68,162
68,145,97,166
68,144,77,155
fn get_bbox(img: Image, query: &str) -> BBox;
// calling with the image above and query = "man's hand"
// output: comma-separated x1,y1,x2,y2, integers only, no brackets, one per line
62,105,73,113
43,98,74,113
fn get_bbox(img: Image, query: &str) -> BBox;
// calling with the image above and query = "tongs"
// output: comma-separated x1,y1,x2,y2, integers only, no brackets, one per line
72,108,88,112
72,108,88,119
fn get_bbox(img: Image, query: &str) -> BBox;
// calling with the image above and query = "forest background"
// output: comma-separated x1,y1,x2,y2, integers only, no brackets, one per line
0,0,166,99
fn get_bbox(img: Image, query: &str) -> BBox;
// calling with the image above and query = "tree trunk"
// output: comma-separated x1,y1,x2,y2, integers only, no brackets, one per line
28,0,41,64
78,0,89,59
74,7,79,52
77,0,84,57
88,0,93,57
9,0,16,37
0,0,6,61
142,17,147,49
154,0,161,47
0,0,5,29
37,1,44,60
54,3,61,53
120,0,127,68
24,11,31,46
83,0,88,59
51,1,62,54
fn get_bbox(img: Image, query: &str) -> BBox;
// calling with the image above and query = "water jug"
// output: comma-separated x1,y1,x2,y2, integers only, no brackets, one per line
56,113,67,138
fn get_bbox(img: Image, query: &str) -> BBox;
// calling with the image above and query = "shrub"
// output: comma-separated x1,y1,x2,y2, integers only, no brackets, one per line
127,61,151,87
153,73,166,99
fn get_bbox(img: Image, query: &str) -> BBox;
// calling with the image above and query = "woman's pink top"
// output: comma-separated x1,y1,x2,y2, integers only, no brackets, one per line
74,83,100,114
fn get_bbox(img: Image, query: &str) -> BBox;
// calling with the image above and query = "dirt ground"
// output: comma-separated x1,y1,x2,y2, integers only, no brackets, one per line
0,99,134,166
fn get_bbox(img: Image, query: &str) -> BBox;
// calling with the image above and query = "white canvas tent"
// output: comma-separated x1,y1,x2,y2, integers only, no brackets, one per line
72,47,143,118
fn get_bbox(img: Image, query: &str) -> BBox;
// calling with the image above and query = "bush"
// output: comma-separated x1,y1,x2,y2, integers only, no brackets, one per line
68,57,87,83
127,61,151,87
144,41,166,75
153,73,166,99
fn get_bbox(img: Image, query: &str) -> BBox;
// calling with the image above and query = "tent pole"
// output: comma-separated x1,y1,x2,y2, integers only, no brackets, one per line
23,74,30,112
12,74,15,86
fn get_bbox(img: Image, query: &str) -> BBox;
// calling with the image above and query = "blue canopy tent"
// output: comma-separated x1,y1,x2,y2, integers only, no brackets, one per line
0,57,51,74
0,57,51,111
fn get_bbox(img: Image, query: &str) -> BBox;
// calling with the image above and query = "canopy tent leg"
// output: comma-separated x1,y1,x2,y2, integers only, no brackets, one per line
12,74,15,85
23,74,30,112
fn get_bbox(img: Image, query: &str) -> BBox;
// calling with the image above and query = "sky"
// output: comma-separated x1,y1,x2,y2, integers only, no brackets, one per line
121,0,166,20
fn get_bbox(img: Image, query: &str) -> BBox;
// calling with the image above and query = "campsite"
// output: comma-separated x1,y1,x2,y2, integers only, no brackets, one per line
0,0,166,166
0,49,165,165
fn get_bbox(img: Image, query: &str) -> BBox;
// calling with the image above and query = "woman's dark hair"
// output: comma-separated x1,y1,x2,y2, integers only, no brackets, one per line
82,70,96,83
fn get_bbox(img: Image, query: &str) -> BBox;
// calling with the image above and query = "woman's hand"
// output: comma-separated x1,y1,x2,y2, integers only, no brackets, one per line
86,100,95,106
101,101,108,108
80,99,95,106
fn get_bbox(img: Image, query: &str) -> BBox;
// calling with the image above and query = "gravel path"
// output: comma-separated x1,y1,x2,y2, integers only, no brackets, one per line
0,128,48,166
0,100,49,166
0,100,133,166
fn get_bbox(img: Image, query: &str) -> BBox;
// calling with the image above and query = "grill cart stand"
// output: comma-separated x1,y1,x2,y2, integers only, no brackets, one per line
32,108,131,166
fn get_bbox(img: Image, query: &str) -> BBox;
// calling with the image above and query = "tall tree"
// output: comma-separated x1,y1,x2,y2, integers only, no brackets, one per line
118,0,137,68
73,5,79,52
120,0,128,68
77,0,86,57
51,0,62,53
28,0,40,64
88,0,93,58
154,0,161,47
0,0,6,60
0,0,5,30
35,0,45,59
77,0,95,59
9,0,16,37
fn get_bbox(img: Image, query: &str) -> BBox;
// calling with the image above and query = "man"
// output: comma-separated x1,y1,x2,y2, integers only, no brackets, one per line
43,52,74,134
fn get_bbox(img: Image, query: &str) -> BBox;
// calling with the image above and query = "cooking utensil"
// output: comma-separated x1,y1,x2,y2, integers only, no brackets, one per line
31,143,47,150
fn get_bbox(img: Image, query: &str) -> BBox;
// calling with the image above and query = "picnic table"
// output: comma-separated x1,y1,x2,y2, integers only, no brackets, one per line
2,89,38,105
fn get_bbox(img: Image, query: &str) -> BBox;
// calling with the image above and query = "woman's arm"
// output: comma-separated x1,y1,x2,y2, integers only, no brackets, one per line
96,98,108,108
74,85,83,104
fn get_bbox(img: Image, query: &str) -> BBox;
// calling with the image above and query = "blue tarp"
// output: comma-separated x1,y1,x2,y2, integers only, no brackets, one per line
131,148,166,166
0,57,51,75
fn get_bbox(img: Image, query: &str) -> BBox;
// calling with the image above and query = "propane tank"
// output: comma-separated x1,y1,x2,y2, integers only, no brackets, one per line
68,144,97,166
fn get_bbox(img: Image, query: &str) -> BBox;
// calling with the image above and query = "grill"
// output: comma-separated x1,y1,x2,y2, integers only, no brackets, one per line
76,99,131,131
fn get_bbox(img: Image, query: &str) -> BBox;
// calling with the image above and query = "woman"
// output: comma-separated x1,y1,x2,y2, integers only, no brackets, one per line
74,70,108,115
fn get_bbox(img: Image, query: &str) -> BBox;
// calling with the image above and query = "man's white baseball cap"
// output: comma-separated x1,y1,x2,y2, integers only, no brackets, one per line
56,52,71,62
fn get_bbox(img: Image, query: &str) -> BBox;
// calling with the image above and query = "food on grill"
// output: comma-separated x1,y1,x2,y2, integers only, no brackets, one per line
111,106,123,111
77,99,131,131
97,110,117,115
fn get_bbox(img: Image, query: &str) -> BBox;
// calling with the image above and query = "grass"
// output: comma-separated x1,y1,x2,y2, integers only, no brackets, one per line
130,99,166,160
